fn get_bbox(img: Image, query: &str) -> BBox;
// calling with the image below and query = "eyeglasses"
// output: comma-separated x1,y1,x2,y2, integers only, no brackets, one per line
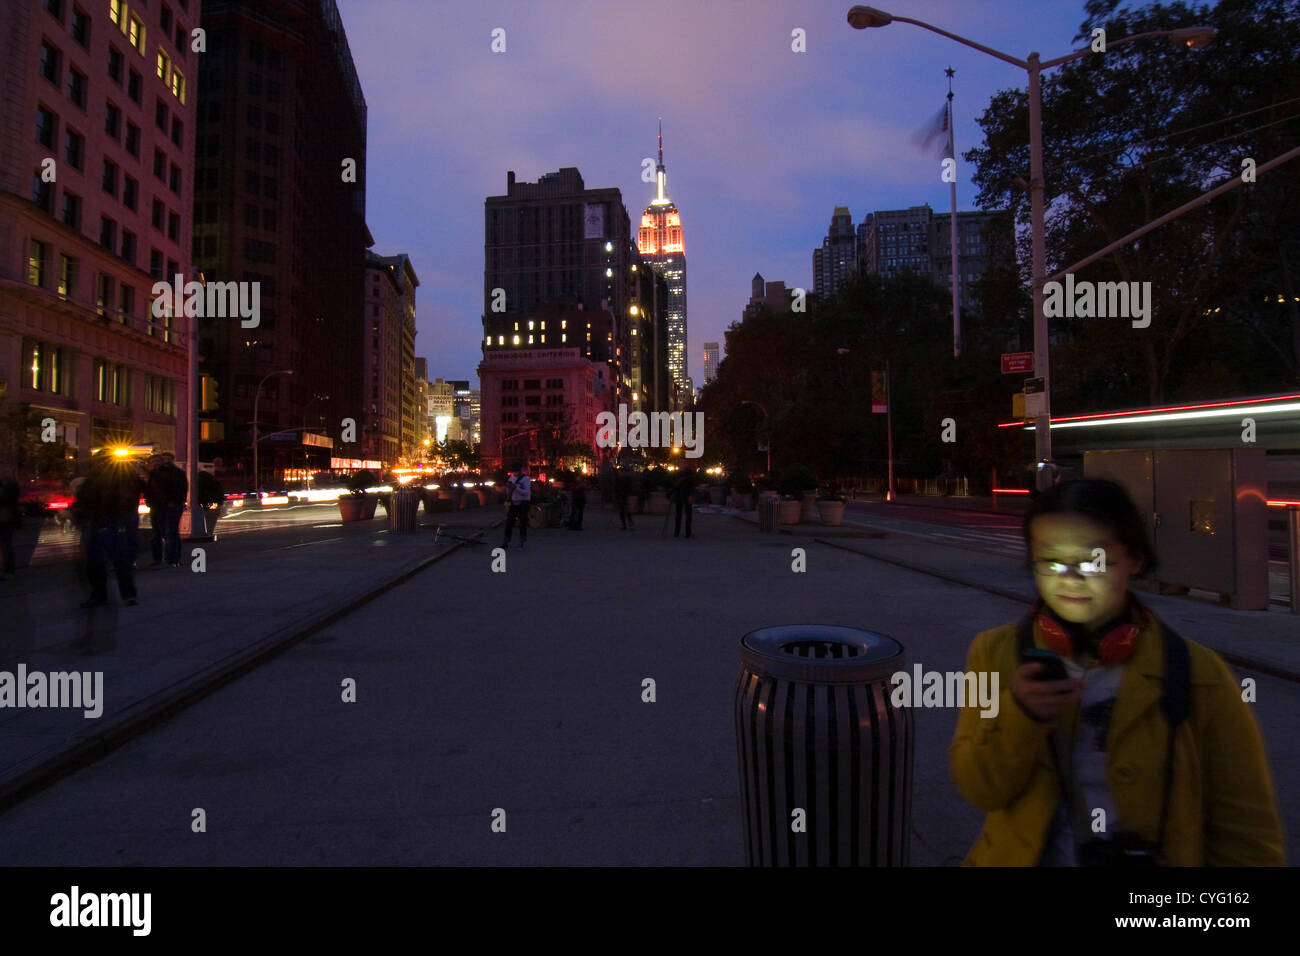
1031,558,1106,577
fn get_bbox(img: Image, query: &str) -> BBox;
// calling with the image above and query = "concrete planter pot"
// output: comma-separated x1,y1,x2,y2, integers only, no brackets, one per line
779,500,802,525
800,497,817,522
709,486,726,505
339,494,377,522
647,490,670,515
817,500,846,526
626,494,641,514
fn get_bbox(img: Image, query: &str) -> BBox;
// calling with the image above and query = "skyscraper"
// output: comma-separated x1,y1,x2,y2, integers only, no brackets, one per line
703,342,719,383
637,121,688,410
193,0,368,486
813,206,857,298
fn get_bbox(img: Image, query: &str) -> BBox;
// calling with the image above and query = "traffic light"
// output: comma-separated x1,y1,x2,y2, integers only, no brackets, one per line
201,374,219,412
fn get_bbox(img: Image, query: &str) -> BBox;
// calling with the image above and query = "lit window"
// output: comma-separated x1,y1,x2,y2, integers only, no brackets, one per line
528,335,534,344
528,320,534,330
156,48,169,81
171,67,185,103
110,0,123,27
512,335,520,345
497,335,504,345
129,15,144,54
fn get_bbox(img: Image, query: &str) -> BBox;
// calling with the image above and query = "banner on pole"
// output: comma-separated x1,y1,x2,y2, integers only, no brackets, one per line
871,371,888,414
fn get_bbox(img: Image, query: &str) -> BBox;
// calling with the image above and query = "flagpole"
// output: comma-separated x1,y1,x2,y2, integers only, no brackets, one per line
947,67,960,358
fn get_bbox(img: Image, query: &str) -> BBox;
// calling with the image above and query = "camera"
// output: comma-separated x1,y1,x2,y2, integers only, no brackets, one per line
1077,831,1163,867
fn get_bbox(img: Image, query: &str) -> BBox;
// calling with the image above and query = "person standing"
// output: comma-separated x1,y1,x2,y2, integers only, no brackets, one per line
503,463,531,549
159,452,188,566
74,452,146,607
615,465,635,531
567,476,587,530
144,455,167,567
672,467,696,538
0,463,21,579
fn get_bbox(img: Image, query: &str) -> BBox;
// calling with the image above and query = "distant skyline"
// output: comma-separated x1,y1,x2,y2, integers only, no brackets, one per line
337,0,1093,387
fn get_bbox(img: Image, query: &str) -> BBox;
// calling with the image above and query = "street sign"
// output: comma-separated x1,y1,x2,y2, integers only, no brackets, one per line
1001,351,1034,374
1024,377,1047,417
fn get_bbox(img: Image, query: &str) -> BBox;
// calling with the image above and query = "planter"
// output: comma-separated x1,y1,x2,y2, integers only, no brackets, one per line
730,492,754,510
339,495,377,522
800,497,817,523
709,486,726,506
817,500,846,526
626,494,641,514
778,500,802,525
647,490,670,515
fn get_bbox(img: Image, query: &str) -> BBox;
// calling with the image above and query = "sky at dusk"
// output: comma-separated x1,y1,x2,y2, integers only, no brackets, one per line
336,0,1094,387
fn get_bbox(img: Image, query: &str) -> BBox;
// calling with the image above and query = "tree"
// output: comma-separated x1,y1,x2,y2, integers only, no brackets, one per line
966,0,1300,405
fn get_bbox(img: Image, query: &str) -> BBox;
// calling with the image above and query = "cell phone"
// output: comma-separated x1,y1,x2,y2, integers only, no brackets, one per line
1020,647,1069,681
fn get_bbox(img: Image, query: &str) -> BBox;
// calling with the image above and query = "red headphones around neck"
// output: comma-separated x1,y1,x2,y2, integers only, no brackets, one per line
1032,600,1145,665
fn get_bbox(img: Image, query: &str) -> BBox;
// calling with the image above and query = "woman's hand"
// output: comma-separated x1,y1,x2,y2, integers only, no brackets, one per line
1011,664,1083,723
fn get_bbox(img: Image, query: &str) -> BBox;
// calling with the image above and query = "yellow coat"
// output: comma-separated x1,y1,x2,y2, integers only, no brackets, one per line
948,614,1285,866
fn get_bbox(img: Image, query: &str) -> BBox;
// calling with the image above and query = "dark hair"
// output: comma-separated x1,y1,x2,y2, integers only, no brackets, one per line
1023,478,1157,575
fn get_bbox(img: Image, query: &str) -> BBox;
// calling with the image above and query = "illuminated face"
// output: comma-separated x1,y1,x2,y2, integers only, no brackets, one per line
1029,513,1141,628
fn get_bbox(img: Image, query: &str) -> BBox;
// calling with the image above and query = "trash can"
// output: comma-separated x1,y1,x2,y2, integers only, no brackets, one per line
758,497,781,533
734,624,912,866
388,487,420,533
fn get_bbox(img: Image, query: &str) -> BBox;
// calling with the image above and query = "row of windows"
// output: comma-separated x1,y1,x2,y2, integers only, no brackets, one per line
31,165,180,257
22,334,174,412
37,102,182,202
27,238,178,337
499,379,568,391
109,0,189,100
486,334,571,346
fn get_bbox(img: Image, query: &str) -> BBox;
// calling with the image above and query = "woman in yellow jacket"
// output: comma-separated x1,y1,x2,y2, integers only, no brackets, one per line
949,479,1284,866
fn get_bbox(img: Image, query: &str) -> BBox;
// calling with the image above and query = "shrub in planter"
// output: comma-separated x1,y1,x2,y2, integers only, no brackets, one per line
340,469,379,522
778,463,818,501
778,497,802,525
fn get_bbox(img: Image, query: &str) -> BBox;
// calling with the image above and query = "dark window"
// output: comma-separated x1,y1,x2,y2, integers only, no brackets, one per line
128,69,141,104
160,4,172,31
152,198,164,229
105,101,121,138
33,173,53,214
64,128,84,169
150,248,163,279
71,7,90,46
244,138,259,161
166,258,178,278
167,210,179,241
265,112,279,134
169,163,181,194
99,216,117,250
68,67,87,107
102,158,119,196
44,0,65,22
155,99,168,131
263,145,277,166
170,116,183,147
36,106,58,148
266,79,279,100
40,41,62,86
243,203,257,226
244,169,259,193
246,105,260,127
61,190,81,227
125,121,140,156
119,284,134,319
108,46,123,83
153,148,166,181
247,73,261,95
123,175,137,210
121,229,136,264
263,177,276,199
262,209,275,231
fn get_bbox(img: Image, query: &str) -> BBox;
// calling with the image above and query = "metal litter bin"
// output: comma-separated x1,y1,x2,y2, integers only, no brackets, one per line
388,487,420,533
735,624,912,866
758,496,781,533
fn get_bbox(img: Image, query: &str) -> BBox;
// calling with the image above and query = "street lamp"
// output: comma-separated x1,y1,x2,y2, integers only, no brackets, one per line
847,6,1214,489
740,399,770,474
252,368,293,506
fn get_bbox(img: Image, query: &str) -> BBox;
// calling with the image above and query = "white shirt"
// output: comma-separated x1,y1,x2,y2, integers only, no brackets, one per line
510,475,531,503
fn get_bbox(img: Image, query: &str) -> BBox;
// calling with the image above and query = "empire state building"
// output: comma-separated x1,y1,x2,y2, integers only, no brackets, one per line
637,121,688,409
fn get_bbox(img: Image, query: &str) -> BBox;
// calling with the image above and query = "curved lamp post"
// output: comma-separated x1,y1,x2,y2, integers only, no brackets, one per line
847,6,1214,489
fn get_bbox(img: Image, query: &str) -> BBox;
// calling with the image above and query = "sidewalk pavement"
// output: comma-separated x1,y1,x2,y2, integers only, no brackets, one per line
736,508,1300,682
0,505,503,809
0,499,1294,865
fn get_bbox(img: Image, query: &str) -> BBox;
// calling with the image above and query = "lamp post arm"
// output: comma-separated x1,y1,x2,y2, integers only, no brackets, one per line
889,15,1029,69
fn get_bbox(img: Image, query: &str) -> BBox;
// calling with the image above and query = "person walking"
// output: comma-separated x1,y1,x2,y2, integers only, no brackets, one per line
615,465,635,530
949,479,1283,865
144,455,166,567
672,467,696,539
0,463,21,580
503,463,531,549
567,475,586,530
74,451,146,607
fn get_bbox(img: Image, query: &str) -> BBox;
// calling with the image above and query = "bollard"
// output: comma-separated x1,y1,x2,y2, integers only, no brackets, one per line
734,624,912,866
